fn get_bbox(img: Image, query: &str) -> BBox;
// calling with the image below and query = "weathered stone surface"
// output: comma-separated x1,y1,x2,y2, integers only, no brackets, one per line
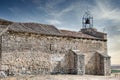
0,71,7,78
0,29,110,75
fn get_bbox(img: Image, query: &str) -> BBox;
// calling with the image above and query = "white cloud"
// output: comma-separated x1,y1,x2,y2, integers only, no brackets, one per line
92,0,120,22
50,5,74,19
108,35,120,65
108,35,120,54
37,1,74,19
7,0,120,65
90,0,120,65
46,19,62,25
37,0,75,29
45,0,66,9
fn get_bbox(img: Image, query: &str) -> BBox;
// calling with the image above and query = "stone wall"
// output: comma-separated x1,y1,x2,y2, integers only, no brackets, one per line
1,31,108,75
65,50,77,74
104,57,111,76
94,53,104,75
76,53,85,75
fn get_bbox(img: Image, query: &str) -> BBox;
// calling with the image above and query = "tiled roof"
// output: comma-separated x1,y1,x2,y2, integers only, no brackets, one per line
60,30,98,39
8,23,100,40
0,19,106,40
0,19,13,25
8,23,61,35
96,51,110,58
70,50,84,56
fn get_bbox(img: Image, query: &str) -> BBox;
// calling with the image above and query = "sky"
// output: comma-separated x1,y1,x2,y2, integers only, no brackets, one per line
0,0,120,65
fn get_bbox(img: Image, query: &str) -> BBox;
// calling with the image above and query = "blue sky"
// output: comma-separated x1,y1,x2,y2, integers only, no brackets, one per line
0,0,120,65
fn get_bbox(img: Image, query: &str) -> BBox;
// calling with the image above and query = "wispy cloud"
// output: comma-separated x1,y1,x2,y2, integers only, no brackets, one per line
92,0,120,22
92,0,120,64
8,7,42,22
45,0,66,8
32,0,43,5
45,6,74,27
46,19,62,25
49,5,74,19
37,0,75,28
4,0,120,64
108,35,120,64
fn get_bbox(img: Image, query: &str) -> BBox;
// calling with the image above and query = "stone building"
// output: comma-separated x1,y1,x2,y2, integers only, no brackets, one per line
0,12,111,76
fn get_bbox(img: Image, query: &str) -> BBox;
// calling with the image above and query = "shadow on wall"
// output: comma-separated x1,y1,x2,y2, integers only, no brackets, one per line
85,52,104,75
50,50,77,75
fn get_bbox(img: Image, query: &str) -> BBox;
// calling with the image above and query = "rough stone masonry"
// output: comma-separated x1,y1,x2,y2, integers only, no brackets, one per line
0,17,111,76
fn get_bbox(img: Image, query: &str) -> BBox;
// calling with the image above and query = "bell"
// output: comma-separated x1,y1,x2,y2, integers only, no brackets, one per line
85,18,90,24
